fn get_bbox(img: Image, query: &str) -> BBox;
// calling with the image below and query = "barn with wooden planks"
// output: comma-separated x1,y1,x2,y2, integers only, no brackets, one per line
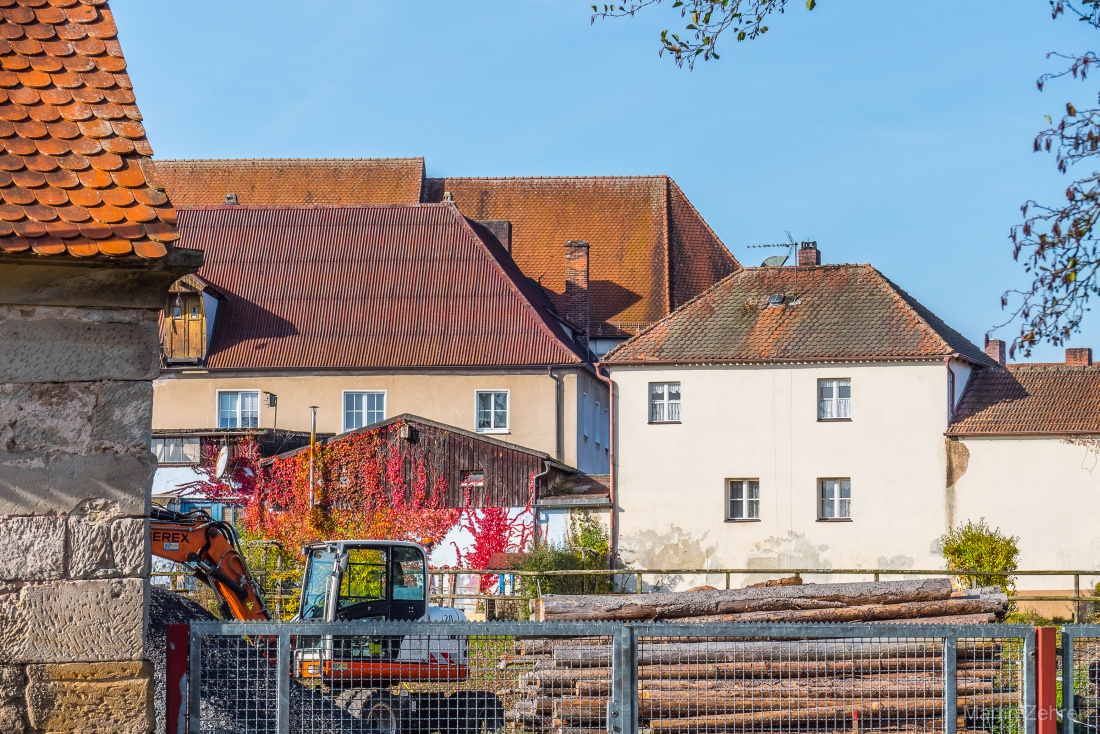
265,413,609,565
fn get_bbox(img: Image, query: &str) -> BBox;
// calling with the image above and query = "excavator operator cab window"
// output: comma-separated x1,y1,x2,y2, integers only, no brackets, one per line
338,548,388,613
300,548,336,620
392,546,426,601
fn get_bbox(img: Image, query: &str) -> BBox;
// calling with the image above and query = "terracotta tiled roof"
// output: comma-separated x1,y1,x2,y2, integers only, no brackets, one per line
948,363,1100,436
176,204,586,370
423,176,741,338
603,264,995,365
0,0,177,259
157,158,425,207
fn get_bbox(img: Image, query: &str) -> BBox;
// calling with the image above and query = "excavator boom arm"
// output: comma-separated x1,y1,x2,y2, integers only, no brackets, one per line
150,507,270,622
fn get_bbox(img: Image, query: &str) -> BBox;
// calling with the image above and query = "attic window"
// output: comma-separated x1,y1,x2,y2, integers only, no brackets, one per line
768,294,785,307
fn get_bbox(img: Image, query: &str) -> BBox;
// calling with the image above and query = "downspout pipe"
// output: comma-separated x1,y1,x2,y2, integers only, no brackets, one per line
547,365,563,462
532,459,553,543
593,363,616,568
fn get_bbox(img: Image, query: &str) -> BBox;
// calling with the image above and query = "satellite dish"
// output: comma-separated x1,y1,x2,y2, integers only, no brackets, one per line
762,255,789,267
214,445,230,479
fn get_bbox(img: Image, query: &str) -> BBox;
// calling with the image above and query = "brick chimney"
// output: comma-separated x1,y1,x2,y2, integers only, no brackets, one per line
1066,347,1093,366
797,241,821,266
564,240,590,350
477,219,511,253
984,337,1006,367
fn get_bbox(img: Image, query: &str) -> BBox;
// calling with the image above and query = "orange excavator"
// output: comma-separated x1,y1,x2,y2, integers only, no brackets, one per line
149,506,502,733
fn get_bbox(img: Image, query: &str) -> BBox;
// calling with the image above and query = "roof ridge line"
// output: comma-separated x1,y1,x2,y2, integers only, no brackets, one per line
156,157,426,164
426,175,668,182
665,178,739,272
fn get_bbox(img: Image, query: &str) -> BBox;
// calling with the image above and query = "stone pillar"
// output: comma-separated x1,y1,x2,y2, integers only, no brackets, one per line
0,254,198,733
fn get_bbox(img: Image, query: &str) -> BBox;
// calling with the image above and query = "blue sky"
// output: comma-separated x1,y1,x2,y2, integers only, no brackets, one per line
112,1,1100,361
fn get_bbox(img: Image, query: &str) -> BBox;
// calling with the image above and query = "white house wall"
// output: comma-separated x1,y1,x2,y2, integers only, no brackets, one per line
952,436,1100,592
611,362,952,589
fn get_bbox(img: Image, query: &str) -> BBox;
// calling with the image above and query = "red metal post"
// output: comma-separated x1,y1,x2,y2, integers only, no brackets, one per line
166,623,189,734
1036,626,1057,734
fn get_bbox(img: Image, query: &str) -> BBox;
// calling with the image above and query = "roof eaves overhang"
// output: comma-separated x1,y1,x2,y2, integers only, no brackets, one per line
602,355,954,368
945,429,1100,438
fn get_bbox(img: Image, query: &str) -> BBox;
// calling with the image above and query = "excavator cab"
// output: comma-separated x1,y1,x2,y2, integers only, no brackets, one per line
298,541,430,623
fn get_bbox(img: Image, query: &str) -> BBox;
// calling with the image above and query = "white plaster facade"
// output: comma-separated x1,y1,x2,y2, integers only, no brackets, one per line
610,360,970,589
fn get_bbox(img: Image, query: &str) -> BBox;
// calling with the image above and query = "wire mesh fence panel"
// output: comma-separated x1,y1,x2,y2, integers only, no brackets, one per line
1065,633,1100,733
184,622,1034,734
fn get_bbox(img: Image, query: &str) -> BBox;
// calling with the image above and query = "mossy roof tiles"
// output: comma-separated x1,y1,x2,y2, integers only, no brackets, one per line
948,363,1100,436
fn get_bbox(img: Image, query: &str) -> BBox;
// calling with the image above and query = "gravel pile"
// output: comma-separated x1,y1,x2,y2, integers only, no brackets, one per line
148,586,362,734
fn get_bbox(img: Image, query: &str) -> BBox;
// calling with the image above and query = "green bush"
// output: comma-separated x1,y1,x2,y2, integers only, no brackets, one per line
938,517,1020,595
515,511,614,614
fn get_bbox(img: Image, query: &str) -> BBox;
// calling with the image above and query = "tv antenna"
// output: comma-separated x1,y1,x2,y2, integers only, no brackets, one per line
747,231,799,267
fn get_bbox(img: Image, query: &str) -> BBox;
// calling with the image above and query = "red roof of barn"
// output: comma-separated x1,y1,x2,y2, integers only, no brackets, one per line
0,0,177,260
948,363,1100,436
603,264,995,366
423,176,740,337
157,158,425,208
177,204,586,370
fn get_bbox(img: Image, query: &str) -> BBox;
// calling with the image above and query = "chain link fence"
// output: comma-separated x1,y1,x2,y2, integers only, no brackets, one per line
175,621,1035,734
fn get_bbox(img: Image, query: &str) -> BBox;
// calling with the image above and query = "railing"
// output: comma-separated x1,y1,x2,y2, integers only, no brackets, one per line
171,619,1039,734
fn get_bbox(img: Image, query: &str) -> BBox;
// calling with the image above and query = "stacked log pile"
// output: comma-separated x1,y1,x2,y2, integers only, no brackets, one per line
506,579,1014,733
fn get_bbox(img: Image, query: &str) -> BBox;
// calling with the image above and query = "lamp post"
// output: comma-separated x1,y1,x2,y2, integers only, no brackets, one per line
308,406,318,508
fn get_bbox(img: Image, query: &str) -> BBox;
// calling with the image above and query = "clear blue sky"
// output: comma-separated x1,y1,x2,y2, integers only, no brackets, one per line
112,1,1099,361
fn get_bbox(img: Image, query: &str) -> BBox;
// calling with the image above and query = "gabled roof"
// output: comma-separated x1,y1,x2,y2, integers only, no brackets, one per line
176,203,586,370
948,363,1100,436
0,0,177,259
603,264,995,366
423,176,740,337
157,158,425,207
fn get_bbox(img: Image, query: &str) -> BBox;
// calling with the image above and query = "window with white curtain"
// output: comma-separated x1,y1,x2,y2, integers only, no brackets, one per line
726,479,760,521
818,378,851,420
475,390,509,432
217,390,259,429
819,478,852,520
649,382,681,423
344,391,385,432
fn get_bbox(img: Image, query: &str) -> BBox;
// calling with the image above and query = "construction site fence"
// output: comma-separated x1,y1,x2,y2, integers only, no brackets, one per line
152,566,1100,622
170,619,1044,734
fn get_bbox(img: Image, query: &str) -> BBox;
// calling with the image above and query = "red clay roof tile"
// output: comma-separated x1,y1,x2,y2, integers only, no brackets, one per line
947,363,1100,436
0,0,175,260
156,158,426,208
603,264,994,366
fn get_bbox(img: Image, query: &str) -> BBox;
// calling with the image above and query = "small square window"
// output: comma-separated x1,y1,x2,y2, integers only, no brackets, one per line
475,390,509,433
819,478,852,520
344,391,386,432
649,382,681,423
726,479,760,521
217,390,259,429
818,379,851,420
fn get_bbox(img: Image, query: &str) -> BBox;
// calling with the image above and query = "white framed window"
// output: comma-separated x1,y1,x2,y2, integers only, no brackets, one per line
343,391,386,432
726,479,760,521
217,390,259,429
475,390,509,433
583,392,590,439
649,382,681,423
818,378,851,420
603,407,610,453
819,478,852,520
595,400,602,446
152,437,201,465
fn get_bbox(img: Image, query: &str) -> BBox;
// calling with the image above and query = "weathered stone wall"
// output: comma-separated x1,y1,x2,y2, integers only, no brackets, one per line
0,254,197,734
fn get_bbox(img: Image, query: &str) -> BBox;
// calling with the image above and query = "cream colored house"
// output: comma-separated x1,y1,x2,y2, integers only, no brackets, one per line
154,203,610,479
603,244,1005,589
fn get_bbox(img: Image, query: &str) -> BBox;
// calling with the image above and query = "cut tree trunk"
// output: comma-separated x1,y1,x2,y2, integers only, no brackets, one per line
536,579,953,621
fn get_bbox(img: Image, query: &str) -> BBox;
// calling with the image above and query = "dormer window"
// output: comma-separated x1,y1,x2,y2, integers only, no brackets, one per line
162,275,222,365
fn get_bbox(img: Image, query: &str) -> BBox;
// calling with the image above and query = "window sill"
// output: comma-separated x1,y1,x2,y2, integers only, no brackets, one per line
648,421,682,425
817,518,853,522
724,518,761,523
817,418,852,423
476,428,510,435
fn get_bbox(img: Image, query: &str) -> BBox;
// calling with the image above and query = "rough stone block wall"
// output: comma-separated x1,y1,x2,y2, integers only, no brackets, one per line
0,303,159,733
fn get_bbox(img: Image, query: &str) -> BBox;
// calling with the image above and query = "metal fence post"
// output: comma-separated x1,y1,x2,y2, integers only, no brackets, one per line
610,624,638,734
1063,629,1076,734
1025,627,1039,734
187,625,202,734
944,636,957,734
276,632,291,734
1037,627,1058,734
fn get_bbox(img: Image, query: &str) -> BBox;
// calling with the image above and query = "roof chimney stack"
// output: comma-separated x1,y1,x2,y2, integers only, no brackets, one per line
984,337,1007,367
224,193,238,205
564,240,590,352
442,191,455,203
1066,347,1093,366
797,241,820,266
